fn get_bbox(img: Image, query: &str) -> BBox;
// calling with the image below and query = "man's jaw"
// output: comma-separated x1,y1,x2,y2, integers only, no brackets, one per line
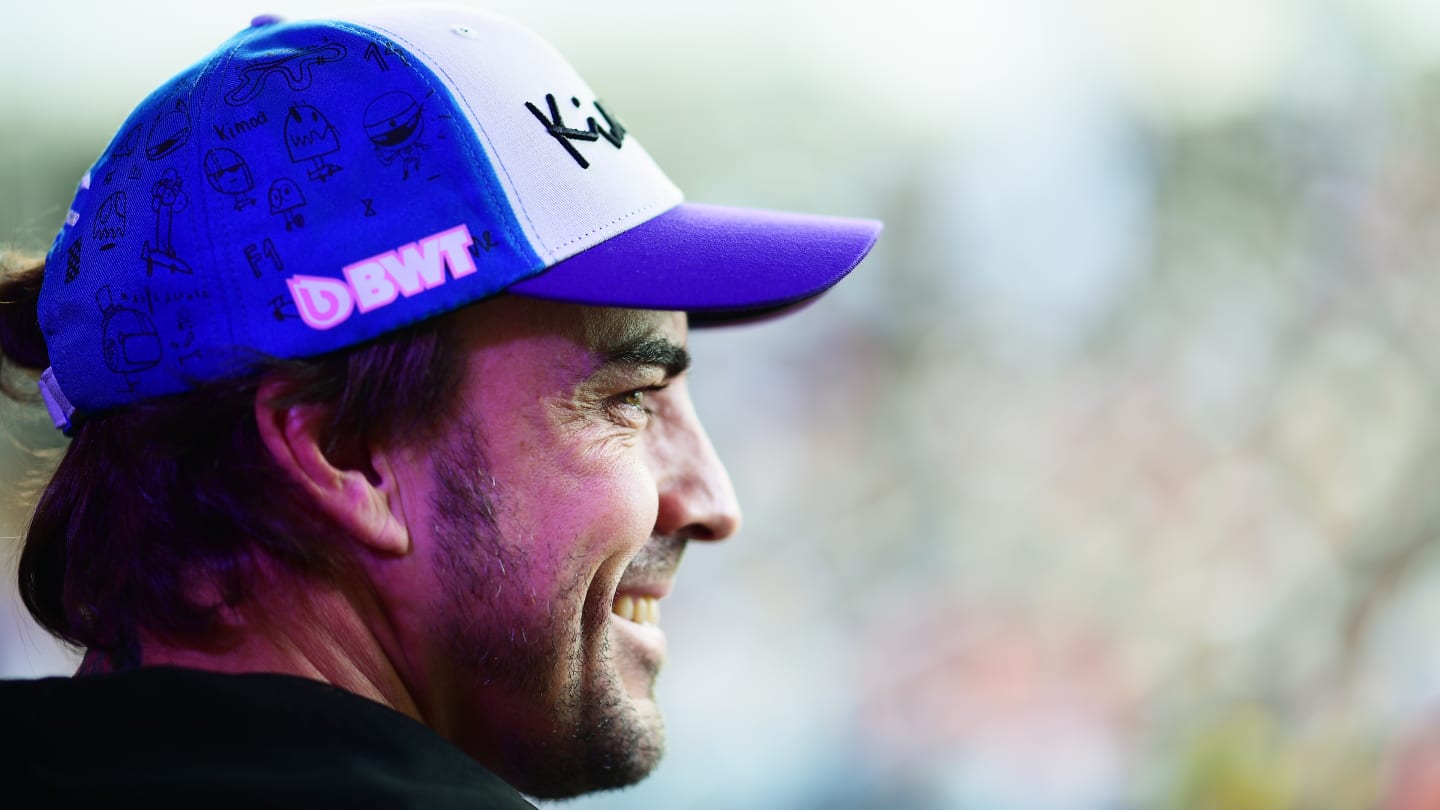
496,539,682,798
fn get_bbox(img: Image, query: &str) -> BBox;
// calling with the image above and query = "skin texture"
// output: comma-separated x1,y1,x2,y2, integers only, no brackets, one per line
137,296,742,799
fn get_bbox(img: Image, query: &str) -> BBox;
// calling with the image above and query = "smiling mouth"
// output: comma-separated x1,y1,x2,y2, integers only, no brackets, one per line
611,594,660,626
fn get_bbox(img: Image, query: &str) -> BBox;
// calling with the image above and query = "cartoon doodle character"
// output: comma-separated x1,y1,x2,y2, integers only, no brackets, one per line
113,125,143,158
269,178,306,231
364,91,427,179
171,309,200,363
92,191,128,251
142,168,193,276
285,104,342,181
105,125,143,183
203,148,256,210
96,286,162,391
146,97,191,161
225,42,347,106
244,238,284,278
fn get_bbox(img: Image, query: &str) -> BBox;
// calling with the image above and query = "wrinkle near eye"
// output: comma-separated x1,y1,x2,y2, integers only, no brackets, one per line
545,388,647,452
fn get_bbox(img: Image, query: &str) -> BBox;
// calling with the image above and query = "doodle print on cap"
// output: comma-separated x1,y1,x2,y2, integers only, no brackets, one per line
467,229,499,257
142,169,192,276
364,91,427,179
269,294,300,322
225,42,347,107
171,309,200,364
213,109,270,144
92,192,127,251
204,148,257,210
269,178,307,231
145,98,191,161
65,238,82,284
96,285,162,391
112,126,142,159
245,238,284,278
362,40,409,72
106,125,143,184
286,104,343,182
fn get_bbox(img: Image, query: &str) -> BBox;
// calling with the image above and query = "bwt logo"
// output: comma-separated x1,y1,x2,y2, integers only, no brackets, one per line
287,224,477,330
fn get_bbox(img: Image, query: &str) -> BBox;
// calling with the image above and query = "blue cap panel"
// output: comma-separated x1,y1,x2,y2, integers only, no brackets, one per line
39,18,543,413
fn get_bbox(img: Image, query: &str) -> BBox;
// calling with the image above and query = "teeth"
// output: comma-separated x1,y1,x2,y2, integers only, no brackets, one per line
612,595,661,626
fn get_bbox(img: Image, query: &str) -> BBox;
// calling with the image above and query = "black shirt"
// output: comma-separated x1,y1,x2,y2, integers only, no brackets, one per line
0,666,536,808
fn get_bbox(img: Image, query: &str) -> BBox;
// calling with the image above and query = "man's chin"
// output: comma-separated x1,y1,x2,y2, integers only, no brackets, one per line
511,697,666,800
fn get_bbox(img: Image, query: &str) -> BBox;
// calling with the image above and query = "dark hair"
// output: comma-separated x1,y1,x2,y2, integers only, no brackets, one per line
0,254,464,664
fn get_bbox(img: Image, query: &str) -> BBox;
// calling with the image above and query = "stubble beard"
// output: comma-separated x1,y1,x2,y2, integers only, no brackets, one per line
429,423,666,799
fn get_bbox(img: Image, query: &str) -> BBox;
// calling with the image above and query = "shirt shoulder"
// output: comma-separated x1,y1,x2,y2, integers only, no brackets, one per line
0,667,536,809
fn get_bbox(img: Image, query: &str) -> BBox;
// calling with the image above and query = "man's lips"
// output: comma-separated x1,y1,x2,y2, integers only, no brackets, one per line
609,535,684,627
612,580,671,626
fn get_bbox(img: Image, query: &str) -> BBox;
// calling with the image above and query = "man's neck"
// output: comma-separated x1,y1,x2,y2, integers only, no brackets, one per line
76,578,423,724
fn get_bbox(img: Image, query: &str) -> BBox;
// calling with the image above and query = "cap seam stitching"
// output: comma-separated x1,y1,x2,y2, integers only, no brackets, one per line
204,30,257,372
333,20,541,261
546,197,673,256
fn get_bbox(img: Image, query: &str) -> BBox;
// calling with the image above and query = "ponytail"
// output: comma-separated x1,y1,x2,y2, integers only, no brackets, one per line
0,254,48,402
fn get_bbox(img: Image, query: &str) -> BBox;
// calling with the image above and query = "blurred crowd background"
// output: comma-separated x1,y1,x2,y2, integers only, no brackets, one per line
7,1,1440,807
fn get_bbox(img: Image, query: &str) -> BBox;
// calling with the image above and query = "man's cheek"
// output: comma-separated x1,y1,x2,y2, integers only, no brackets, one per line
580,458,659,548
518,456,658,588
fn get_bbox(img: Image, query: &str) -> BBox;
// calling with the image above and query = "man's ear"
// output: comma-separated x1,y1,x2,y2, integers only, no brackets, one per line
254,378,411,556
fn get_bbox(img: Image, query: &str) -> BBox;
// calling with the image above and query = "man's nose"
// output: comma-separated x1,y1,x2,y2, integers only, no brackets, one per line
652,386,742,542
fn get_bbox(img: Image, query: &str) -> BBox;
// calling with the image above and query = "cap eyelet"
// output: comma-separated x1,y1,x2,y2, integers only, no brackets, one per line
451,24,477,38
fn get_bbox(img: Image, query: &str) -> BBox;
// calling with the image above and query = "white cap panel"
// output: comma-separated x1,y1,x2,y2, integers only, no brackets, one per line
344,7,683,264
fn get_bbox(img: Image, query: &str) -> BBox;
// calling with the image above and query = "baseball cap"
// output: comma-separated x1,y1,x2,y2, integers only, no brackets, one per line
36,6,882,431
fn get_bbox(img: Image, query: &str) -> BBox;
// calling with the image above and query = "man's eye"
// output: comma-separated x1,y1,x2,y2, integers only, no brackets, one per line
610,385,667,424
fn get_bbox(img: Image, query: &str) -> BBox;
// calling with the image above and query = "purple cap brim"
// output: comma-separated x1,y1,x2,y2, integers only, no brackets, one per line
506,202,882,324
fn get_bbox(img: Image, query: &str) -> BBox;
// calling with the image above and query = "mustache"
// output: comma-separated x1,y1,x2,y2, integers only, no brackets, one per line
618,534,687,585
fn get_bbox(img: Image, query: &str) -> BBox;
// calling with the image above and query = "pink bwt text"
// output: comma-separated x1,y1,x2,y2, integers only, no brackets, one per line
287,223,477,330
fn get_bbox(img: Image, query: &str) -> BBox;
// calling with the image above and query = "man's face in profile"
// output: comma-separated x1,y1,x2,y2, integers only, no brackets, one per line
375,296,741,799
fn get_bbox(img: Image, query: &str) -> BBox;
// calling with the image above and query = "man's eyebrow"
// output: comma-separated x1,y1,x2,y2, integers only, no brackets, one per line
596,335,691,379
